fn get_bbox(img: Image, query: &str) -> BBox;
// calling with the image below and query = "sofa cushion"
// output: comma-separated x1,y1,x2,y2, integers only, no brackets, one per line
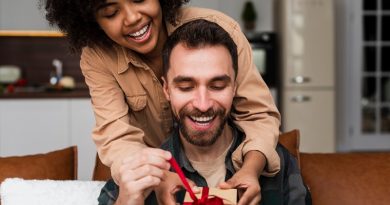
300,152,390,205
0,178,105,205
0,146,77,183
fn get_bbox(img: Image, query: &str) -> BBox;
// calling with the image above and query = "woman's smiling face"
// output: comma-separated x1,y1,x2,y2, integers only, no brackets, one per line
95,0,164,55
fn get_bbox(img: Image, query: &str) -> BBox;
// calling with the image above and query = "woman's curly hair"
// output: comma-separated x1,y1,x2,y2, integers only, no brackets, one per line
40,0,190,53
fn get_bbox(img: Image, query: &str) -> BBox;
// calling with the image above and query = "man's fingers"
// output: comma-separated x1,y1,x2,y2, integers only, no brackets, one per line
156,190,177,205
237,186,261,205
165,173,199,194
155,171,184,205
218,177,238,189
186,178,201,194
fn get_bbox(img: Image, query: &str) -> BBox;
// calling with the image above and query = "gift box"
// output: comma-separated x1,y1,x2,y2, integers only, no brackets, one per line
183,187,237,205
168,158,237,205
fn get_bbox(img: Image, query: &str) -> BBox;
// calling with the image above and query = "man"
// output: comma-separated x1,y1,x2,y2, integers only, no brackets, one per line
98,19,311,205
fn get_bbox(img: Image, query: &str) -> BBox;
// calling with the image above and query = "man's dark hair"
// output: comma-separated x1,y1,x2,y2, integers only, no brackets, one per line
40,0,189,53
162,19,238,78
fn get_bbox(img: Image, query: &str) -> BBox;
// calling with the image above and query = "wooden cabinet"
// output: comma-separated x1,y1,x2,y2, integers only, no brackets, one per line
0,99,96,180
277,0,336,152
281,0,335,89
283,90,335,152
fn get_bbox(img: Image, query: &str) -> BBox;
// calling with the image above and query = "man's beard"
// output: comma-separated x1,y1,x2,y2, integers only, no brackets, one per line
177,107,228,147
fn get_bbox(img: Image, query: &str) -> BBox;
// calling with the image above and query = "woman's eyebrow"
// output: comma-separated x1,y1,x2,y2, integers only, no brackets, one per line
95,2,116,11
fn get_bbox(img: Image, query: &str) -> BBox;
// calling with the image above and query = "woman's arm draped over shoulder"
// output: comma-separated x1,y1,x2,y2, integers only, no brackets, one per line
216,12,281,175
80,46,148,182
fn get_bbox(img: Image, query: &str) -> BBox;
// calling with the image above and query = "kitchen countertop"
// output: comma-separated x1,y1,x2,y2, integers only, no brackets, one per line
0,88,90,99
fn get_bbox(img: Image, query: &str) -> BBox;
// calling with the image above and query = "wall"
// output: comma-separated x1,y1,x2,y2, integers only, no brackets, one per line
187,0,274,32
0,0,52,30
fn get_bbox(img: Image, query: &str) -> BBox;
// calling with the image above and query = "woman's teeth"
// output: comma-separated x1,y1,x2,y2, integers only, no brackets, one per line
129,24,149,39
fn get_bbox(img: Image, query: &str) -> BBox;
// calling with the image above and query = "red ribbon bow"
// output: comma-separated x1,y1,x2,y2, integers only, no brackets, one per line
168,158,224,205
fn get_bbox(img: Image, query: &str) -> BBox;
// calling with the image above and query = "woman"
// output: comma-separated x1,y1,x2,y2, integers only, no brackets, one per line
42,0,281,204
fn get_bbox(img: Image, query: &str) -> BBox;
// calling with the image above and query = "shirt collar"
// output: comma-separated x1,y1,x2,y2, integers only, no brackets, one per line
116,44,150,74
169,128,197,173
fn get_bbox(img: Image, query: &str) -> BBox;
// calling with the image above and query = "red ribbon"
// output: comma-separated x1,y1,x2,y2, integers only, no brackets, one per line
168,158,224,205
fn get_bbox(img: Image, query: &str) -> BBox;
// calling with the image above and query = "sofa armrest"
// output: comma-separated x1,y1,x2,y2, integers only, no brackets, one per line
300,152,390,205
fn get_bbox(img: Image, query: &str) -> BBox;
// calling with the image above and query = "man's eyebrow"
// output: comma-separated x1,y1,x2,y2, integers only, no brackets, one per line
172,76,194,84
95,2,116,11
172,75,232,84
210,75,232,82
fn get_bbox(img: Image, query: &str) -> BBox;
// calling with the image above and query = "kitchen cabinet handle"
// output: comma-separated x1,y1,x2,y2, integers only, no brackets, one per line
291,95,311,102
291,76,311,84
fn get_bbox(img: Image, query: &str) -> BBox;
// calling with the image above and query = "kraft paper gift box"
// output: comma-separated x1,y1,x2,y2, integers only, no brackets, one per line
183,187,237,205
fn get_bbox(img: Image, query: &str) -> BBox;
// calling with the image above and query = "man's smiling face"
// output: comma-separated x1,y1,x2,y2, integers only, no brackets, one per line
163,43,237,147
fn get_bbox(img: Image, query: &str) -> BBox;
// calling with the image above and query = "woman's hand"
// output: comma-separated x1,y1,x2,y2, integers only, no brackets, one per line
115,148,172,205
219,151,266,205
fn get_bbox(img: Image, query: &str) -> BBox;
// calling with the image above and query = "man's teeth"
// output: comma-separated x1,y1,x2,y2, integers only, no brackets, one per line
129,24,149,38
191,116,213,123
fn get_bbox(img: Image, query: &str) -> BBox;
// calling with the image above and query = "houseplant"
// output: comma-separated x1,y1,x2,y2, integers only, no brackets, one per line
241,1,257,31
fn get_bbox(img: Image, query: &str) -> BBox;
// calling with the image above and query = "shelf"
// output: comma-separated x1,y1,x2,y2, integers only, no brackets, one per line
0,30,64,37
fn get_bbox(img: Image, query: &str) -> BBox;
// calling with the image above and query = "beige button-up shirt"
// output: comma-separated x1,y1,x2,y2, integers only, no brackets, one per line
80,7,281,181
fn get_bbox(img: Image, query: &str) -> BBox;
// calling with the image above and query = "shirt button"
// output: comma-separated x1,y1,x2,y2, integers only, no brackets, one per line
162,104,169,110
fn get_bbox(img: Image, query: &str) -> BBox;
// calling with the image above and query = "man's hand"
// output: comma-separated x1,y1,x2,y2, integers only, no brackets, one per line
154,171,199,205
115,148,172,205
219,151,266,205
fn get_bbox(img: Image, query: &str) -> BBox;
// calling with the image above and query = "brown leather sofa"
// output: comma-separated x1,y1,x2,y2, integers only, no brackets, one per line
93,130,390,205
281,130,390,205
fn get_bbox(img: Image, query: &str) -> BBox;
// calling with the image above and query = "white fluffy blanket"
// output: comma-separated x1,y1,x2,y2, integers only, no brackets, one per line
0,178,105,205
